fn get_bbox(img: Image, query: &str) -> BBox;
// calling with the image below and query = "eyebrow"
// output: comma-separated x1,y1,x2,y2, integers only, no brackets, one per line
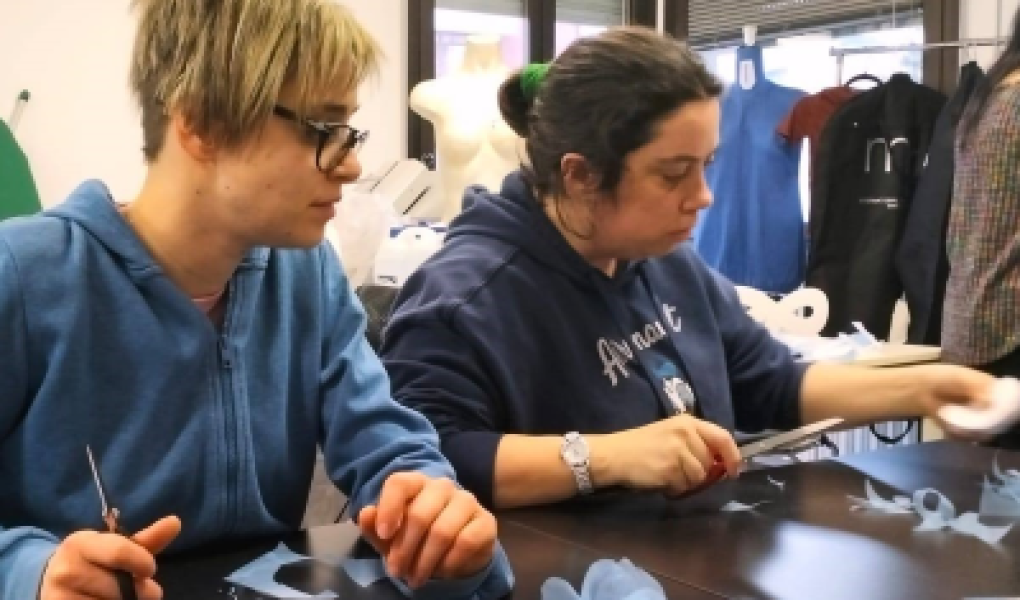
655,155,699,167
655,149,718,166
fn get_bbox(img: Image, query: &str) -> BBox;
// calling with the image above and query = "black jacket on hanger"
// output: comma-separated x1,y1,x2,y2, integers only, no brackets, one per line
807,73,946,338
896,62,985,345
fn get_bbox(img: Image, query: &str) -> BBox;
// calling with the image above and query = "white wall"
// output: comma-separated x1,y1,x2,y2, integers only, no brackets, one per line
0,2,139,207
345,0,408,177
960,0,1017,69
0,0,408,208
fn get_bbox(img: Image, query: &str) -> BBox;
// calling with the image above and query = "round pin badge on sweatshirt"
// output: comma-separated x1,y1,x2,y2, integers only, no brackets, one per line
664,377,696,415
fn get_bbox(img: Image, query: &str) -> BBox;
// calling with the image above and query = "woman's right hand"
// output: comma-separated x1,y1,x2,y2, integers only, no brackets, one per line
590,416,742,496
39,515,181,600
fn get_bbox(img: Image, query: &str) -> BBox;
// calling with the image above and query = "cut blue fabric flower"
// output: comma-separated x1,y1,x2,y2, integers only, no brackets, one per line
541,558,666,600
979,453,1020,517
849,480,1013,545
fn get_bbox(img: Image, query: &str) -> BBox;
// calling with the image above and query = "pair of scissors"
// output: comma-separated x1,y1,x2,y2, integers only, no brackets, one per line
86,445,138,600
737,417,845,461
675,417,845,497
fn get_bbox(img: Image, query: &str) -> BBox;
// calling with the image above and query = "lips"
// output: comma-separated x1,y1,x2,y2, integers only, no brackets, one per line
309,199,339,220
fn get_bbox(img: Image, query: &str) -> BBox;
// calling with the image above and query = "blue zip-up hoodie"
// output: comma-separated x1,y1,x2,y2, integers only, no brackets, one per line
383,172,807,508
0,181,512,600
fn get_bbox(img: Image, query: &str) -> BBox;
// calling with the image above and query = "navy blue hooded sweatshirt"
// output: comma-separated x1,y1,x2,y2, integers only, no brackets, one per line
382,172,807,507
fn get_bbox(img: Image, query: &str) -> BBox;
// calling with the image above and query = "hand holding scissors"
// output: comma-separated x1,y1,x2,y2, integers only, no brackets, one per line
37,446,181,600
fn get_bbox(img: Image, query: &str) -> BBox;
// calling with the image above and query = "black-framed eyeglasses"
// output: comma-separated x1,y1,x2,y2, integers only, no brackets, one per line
272,105,369,173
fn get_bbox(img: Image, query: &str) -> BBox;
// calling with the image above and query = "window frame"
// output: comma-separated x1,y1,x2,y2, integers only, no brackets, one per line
406,0,655,161
408,0,960,162
663,0,960,93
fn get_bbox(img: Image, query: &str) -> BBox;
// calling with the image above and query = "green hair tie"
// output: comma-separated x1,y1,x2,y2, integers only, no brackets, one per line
520,63,551,101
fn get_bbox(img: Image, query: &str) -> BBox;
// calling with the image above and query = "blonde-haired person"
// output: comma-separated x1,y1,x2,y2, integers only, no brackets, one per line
0,2,511,599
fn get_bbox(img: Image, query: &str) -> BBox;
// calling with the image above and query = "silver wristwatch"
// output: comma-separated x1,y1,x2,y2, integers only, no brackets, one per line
561,432,594,495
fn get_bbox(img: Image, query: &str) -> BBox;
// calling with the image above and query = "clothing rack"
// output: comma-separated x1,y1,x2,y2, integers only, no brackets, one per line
831,38,1007,84
7,90,30,133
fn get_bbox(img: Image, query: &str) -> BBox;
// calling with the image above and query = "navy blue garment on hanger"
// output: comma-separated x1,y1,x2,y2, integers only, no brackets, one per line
897,62,985,344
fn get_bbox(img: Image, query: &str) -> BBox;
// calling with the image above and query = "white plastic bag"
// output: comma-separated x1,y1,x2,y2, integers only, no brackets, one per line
373,226,443,288
328,190,397,288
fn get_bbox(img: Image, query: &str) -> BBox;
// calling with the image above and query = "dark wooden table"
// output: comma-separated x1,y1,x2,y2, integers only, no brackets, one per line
156,519,720,599
157,442,1019,599
502,441,1020,600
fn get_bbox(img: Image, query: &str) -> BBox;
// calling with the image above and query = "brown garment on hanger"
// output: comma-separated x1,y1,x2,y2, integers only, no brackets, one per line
777,86,857,182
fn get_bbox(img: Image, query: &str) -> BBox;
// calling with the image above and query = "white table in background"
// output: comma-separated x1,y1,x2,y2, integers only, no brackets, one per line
851,343,941,367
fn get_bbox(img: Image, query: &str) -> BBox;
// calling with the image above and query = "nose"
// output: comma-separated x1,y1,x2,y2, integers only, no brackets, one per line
685,168,713,211
330,149,363,183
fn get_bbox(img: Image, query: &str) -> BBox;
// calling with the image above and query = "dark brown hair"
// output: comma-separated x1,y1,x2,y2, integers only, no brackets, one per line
498,27,723,202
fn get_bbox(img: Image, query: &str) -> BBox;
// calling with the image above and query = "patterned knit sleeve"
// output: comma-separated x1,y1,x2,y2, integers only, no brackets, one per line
944,84,1020,365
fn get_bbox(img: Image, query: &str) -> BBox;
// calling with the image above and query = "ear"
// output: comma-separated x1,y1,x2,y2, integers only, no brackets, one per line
169,112,217,163
560,153,600,197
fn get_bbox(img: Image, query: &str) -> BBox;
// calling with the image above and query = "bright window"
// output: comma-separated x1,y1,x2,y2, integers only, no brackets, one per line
434,7,527,78
555,0,624,56
555,23,613,56
699,16,925,92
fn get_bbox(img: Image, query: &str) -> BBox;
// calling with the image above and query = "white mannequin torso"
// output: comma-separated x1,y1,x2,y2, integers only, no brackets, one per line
409,35,523,222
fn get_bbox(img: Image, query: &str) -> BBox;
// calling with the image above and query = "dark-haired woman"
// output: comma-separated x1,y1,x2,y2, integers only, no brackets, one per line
943,8,1020,449
383,27,996,509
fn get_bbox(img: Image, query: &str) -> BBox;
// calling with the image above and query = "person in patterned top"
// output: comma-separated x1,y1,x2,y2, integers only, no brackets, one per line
944,6,1020,449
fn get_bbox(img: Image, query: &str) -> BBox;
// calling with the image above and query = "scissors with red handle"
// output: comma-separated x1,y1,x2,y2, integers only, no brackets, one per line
666,381,843,494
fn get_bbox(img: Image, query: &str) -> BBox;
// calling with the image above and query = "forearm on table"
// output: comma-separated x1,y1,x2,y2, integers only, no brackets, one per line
800,363,926,426
493,434,618,509
0,527,59,600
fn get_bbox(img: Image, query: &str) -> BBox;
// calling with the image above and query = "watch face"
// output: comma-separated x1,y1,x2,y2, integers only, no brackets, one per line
564,440,587,464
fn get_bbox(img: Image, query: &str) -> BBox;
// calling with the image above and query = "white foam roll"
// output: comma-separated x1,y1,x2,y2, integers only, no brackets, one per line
776,287,829,336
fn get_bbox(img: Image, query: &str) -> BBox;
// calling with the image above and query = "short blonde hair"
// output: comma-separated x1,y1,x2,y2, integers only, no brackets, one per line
130,0,381,162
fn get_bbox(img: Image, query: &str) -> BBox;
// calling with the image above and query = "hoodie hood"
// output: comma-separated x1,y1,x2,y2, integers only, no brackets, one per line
447,171,643,289
441,170,697,427
47,180,269,282
48,180,158,274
